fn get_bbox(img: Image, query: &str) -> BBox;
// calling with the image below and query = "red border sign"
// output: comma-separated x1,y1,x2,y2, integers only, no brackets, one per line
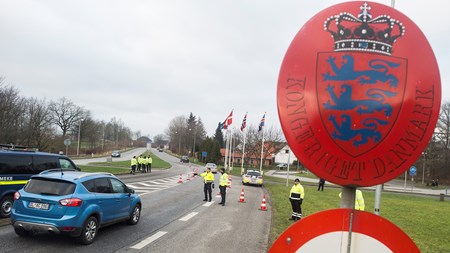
277,1,441,186
269,208,420,252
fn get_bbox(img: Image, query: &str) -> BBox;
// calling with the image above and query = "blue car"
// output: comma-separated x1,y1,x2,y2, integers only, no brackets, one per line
11,170,141,245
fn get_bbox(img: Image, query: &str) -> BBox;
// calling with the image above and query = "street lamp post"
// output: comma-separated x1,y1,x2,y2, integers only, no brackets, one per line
77,119,84,156
422,151,426,185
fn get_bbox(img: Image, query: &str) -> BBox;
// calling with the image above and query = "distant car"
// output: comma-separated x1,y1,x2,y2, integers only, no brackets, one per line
276,163,288,170
111,150,121,157
180,155,189,163
205,163,217,173
158,148,163,152
242,170,263,186
11,170,141,245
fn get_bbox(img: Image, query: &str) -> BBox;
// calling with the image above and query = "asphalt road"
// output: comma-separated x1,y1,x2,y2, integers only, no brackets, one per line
0,148,271,253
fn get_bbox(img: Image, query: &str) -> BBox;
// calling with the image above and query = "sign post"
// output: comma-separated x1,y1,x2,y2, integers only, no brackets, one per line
63,139,71,156
409,166,417,192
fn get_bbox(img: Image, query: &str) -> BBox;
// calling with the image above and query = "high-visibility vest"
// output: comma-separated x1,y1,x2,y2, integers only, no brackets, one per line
219,173,229,186
131,158,137,166
142,157,148,165
148,157,153,164
355,190,365,211
138,157,142,164
289,183,305,200
201,172,214,183
338,190,365,211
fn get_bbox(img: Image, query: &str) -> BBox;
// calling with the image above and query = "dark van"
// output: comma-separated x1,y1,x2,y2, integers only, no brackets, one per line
0,146,79,218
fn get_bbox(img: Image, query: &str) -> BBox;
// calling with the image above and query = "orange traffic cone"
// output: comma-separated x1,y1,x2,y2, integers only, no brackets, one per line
239,188,245,203
259,195,267,211
177,174,183,183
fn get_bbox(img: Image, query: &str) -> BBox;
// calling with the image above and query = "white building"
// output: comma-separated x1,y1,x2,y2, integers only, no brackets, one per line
274,145,298,165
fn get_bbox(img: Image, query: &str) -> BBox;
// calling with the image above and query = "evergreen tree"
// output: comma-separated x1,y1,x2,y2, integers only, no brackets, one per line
214,122,224,148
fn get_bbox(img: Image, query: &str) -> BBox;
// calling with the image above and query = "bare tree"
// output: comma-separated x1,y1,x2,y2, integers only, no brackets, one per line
0,80,27,144
20,97,53,150
166,115,188,154
48,97,85,138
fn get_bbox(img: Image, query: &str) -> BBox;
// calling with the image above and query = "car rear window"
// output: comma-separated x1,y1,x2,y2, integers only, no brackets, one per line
24,178,76,196
247,172,261,177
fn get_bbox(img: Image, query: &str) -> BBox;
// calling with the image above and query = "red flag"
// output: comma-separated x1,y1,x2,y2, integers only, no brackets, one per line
223,110,233,129
240,113,247,131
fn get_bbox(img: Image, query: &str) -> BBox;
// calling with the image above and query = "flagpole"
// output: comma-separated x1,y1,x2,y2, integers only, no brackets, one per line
241,130,246,175
259,126,265,173
228,128,233,171
224,128,229,169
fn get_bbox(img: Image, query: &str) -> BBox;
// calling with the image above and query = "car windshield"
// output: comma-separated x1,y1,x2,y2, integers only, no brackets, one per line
247,172,261,177
24,178,76,196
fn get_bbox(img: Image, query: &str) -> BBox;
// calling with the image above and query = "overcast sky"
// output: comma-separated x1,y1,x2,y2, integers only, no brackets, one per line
0,0,448,138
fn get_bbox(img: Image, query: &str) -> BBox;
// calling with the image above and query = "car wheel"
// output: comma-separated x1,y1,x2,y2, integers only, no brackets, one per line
14,227,30,237
0,195,13,218
127,204,141,225
77,216,98,245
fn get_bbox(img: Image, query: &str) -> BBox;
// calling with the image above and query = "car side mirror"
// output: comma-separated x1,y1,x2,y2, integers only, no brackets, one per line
128,188,135,195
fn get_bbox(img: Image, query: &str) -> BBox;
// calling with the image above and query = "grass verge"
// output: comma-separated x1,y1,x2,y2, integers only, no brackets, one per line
264,175,450,252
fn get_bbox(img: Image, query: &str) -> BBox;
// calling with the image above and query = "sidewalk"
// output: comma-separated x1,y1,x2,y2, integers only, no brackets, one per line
265,170,449,196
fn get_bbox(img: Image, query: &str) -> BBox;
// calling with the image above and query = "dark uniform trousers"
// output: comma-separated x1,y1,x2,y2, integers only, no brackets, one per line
290,193,302,220
219,185,226,204
204,182,212,201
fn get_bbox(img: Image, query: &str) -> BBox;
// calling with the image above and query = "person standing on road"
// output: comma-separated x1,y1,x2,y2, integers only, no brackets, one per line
148,155,152,173
142,156,148,173
339,189,365,211
218,168,228,206
137,155,142,172
200,168,214,202
289,178,305,221
317,178,325,191
130,156,137,175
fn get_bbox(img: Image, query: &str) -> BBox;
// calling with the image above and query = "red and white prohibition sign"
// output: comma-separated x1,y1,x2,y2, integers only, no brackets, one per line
269,209,420,253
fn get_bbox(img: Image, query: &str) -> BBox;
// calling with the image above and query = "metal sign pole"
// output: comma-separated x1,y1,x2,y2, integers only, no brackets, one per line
340,186,356,253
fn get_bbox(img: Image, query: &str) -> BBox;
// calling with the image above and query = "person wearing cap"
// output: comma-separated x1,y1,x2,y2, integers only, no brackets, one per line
200,168,214,202
218,168,228,206
289,178,305,221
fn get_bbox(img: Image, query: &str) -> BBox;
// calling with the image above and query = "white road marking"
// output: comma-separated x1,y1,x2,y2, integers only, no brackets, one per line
130,231,168,249
179,212,198,221
202,201,215,207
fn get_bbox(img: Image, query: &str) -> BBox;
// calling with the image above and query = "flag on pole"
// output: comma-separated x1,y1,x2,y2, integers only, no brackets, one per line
258,113,265,132
240,113,247,132
222,110,233,130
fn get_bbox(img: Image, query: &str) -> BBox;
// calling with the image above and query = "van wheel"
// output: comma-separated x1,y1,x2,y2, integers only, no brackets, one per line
127,204,141,225
77,216,98,245
0,195,13,218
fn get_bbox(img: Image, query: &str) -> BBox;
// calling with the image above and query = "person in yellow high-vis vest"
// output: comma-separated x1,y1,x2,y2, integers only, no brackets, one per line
148,156,152,173
289,178,305,221
130,156,137,175
339,189,365,211
200,168,214,202
141,156,148,173
218,168,229,206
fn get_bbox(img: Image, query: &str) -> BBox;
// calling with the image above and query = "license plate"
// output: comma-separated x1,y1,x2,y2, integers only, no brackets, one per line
29,202,49,210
